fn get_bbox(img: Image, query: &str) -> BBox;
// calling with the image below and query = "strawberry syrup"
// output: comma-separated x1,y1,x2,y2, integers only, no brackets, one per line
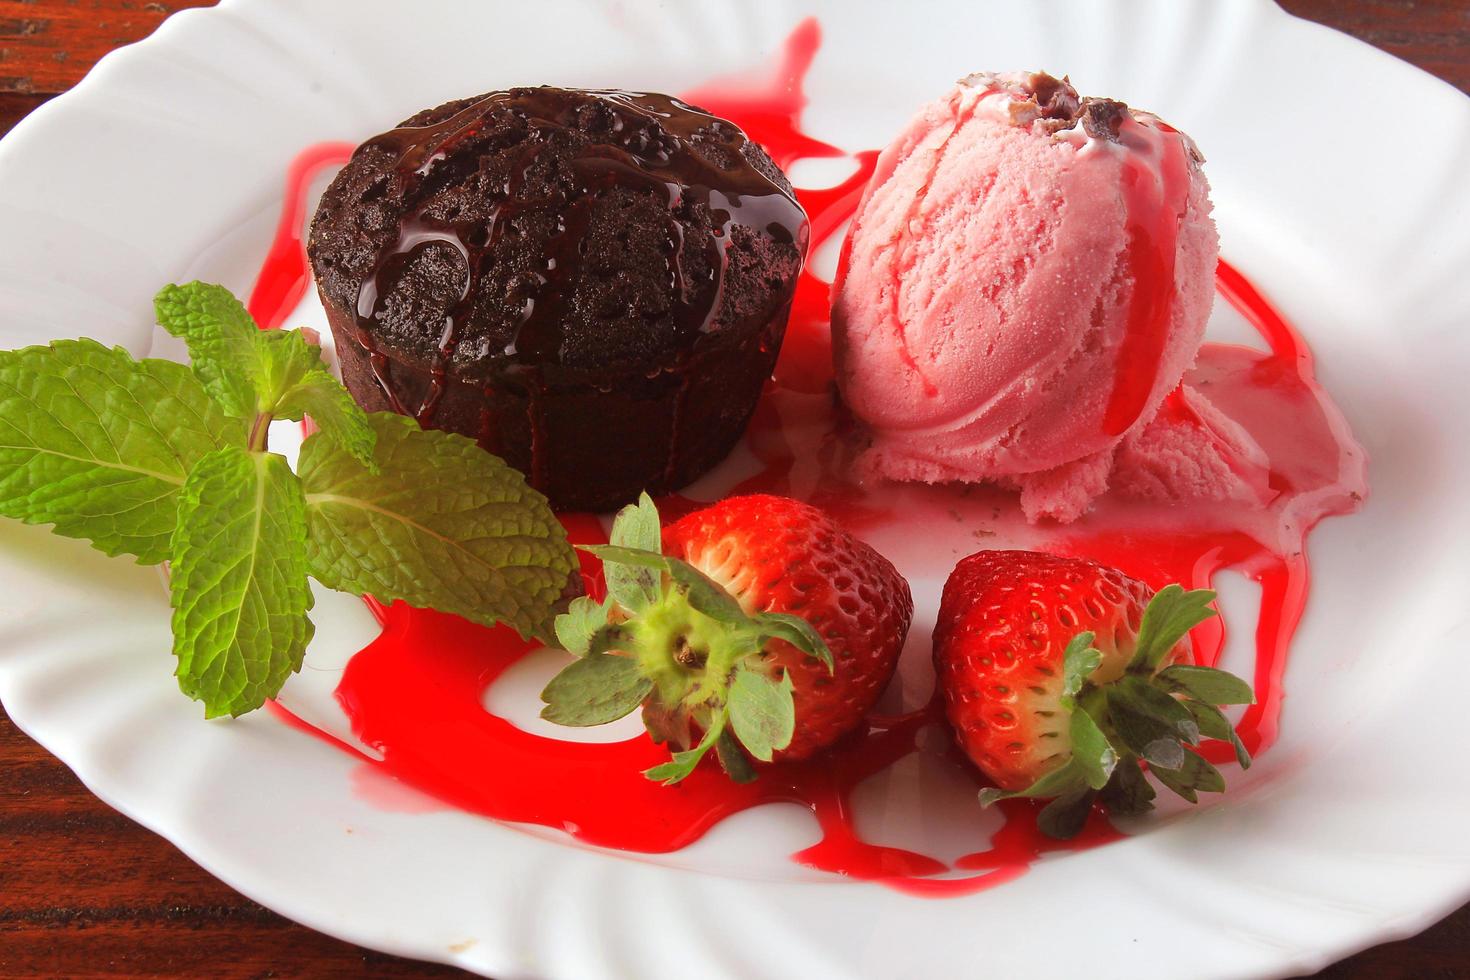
246,141,357,331
1103,118,1193,436
252,19,1364,895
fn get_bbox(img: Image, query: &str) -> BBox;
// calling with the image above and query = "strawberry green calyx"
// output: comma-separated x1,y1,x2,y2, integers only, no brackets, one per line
539,494,833,785
978,585,1255,839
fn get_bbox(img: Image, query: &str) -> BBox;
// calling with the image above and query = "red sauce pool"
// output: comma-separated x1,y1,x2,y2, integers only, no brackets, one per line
254,18,1365,896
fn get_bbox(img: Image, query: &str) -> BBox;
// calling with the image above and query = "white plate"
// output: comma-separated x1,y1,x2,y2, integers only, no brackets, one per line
2,1,1469,977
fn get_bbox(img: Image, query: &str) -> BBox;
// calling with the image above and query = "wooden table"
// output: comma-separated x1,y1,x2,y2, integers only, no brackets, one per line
1,1,1467,976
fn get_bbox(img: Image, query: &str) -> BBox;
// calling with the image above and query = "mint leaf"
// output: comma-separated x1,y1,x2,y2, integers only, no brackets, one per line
1129,585,1217,672
155,283,375,468
299,413,577,641
539,653,651,726
0,339,244,564
263,330,376,470
155,282,261,418
169,446,313,717
605,492,661,611
728,666,795,762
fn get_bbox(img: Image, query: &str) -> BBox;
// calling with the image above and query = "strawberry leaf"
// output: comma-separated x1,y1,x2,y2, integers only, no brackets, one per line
665,556,747,623
1099,754,1156,816
1158,664,1255,705
1107,687,1186,768
579,544,751,626
1061,631,1101,701
1141,738,1186,770
754,612,835,671
715,729,758,783
642,700,689,748
1037,788,1097,840
644,713,725,785
605,493,662,611
979,758,1088,807
1151,750,1226,804
540,653,651,727
728,666,795,762
554,595,613,657
579,543,670,570
1117,675,1200,744
1184,699,1252,769
612,491,661,551
1069,707,1117,790
553,495,845,787
587,623,632,658
1128,585,1217,673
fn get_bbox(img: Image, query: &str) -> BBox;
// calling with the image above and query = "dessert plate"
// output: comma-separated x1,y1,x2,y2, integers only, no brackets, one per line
1,0,1468,977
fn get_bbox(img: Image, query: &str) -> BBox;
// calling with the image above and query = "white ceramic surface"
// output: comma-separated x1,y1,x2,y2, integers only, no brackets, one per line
1,1,1468,977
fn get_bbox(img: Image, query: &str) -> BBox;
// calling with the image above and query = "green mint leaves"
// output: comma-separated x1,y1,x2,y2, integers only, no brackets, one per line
155,283,375,468
153,283,266,418
978,587,1256,839
170,447,313,717
0,339,246,564
540,493,834,785
299,412,575,643
0,282,578,717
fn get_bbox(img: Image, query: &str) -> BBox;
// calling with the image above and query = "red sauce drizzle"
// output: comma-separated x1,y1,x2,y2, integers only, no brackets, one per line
247,141,357,330
1102,119,1192,436
254,18,1364,896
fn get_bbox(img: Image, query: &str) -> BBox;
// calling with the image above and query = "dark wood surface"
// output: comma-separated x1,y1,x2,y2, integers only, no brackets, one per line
1,1,1467,976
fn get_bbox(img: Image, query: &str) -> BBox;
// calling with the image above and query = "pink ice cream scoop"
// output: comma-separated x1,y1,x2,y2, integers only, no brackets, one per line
833,72,1226,522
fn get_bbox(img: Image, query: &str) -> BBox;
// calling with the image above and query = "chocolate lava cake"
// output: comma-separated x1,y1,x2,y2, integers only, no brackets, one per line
307,86,808,511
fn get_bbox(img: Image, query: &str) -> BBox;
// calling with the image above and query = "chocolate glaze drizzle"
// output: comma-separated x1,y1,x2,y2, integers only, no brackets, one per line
347,87,808,431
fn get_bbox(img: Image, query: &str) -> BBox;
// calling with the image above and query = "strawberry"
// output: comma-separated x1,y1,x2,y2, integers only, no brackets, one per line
540,493,913,782
933,550,1254,838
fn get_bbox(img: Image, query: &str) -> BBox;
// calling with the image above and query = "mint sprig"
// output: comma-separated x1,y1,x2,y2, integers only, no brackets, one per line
0,339,245,564
0,282,579,717
300,412,575,643
156,283,375,468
